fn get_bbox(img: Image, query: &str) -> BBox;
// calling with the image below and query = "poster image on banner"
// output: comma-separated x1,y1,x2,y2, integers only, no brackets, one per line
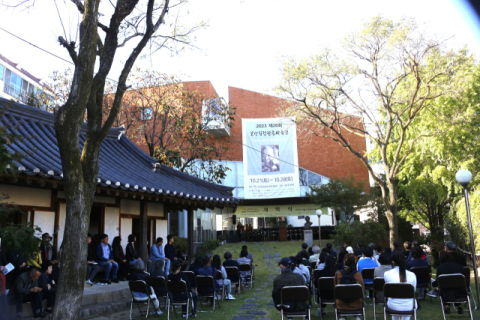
242,117,300,199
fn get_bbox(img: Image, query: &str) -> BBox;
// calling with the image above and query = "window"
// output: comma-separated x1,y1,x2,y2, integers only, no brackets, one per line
141,107,152,120
0,64,4,81
4,69,22,98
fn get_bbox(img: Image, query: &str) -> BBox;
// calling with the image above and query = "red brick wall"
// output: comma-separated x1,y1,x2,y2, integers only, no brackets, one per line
227,86,370,185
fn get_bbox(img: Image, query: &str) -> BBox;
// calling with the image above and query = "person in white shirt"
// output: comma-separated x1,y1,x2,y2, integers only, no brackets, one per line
309,246,321,263
316,252,329,270
295,254,310,283
383,252,417,320
212,254,235,300
289,256,307,283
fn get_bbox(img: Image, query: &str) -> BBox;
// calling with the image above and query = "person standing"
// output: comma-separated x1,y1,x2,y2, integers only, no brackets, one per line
86,234,99,286
95,234,119,284
39,233,59,284
164,235,177,276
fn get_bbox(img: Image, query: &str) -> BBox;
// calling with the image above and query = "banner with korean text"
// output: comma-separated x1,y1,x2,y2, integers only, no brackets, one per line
236,205,327,218
242,117,300,199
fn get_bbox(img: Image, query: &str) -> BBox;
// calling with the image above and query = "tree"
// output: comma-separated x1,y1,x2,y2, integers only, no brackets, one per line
276,15,468,246
6,1,205,318
307,176,368,224
104,68,236,183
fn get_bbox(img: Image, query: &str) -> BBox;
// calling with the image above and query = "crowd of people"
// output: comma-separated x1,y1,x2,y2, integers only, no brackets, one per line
272,240,470,320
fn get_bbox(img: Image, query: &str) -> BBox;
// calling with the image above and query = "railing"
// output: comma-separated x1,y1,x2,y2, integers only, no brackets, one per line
458,247,480,268
3,83,28,103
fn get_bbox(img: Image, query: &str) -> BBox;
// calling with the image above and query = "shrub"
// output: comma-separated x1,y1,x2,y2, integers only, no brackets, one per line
333,220,389,248
217,233,230,242
173,236,188,253
195,238,220,257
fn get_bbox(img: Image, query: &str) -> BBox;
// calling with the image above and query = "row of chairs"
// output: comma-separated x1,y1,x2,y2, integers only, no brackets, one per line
312,273,474,320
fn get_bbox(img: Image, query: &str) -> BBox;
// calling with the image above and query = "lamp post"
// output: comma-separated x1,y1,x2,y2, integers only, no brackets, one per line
456,169,480,306
316,209,322,247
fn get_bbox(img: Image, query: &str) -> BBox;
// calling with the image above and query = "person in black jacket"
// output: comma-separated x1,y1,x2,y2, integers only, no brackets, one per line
164,234,177,262
39,233,59,284
188,257,203,275
112,236,132,281
86,234,99,286
7,267,46,319
38,261,55,315
354,242,364,257
168,259,198,317
445,241,467,267
130,260,163,315
126,234,141,263
223,251,239,283
428,251,467,315
5,248,29,291
314,255,336,316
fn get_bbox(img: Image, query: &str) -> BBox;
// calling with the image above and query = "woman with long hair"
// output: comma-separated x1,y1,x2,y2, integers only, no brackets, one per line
383,251,417,319
168,259,198,317
126,234,140,263
212,254,235,300
315,255,337,316
334,253,365,320
112,236,131,281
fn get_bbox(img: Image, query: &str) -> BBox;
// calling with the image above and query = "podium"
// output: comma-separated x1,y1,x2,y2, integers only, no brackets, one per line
279,225,287,241
303,230,313,247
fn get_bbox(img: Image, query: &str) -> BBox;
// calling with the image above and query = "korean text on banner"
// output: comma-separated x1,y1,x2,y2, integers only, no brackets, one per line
242,117,300,199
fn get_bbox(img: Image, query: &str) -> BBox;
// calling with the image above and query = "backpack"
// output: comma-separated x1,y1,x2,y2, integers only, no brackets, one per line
339,269,358,304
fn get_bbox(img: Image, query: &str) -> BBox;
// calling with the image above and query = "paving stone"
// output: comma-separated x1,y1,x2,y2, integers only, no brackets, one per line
247,310,268,315
231,316,256,320
266,302,275,306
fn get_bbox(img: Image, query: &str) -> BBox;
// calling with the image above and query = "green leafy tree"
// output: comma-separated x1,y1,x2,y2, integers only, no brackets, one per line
308,176,368,224
276,15,470,246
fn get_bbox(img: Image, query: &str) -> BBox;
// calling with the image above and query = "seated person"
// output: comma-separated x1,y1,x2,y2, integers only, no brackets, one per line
326,243,337,258
335,250,346,271
373,253,393,301
112,236,131,281
272,257,306,312
126,234,141,264
406,247,429,299
384,252,417,320
295,254,311,283
298,250,311,267
168,260,198,317
86,234,99,286
428,251,467,315
297,243,310,258
188,257,203,275
334,254,365,320
38,261,55,315
40,233,59,284
403,241,412,260
223,251,239,283
150,237,170,275
197,256,220,295
445,241,467,267
95,234,119,284
239,245,254,270
315,255,336,316
309,246,321,263
393,242,403,254
8,267,46,319
406,241,430,264
354,242,364,257
130,260,163,315
290,256,307,283
150,260,168,296
237,249,252,283
5,248,28,291
212,255,235,300
373,244,382,262
28,241,43,269
316,252,329,270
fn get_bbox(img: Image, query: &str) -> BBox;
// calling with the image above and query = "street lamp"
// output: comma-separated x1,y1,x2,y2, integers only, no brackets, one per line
316,209,322,247
455,169,479,306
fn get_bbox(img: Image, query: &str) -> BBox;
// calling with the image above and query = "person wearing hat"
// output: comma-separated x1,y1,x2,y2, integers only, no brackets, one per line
272,257,306,312
40,233,59,284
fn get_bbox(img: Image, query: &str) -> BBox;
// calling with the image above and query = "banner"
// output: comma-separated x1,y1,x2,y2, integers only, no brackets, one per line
242,117,300,199
236,204,327,218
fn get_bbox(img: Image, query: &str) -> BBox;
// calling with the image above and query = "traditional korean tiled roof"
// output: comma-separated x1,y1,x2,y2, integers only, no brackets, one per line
0,98,237,206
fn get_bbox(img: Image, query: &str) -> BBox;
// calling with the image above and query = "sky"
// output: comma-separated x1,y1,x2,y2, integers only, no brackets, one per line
1,0,480,100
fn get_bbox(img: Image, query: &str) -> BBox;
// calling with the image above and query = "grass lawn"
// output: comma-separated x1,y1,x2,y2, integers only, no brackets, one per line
182,240,480,320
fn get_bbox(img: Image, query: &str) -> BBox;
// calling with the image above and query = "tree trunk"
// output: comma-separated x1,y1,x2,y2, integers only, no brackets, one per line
139,200,148,268
187,208,194,263
386,179,399,248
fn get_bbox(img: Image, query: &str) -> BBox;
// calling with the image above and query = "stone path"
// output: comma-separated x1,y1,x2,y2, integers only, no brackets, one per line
230,245,281,320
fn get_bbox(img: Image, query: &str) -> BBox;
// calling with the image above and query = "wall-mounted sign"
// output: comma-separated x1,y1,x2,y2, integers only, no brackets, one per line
235,204,328,218
242,117,300,199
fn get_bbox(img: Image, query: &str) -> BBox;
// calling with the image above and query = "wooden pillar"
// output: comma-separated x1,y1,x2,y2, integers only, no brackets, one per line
139,200,148,268
187,208,195,263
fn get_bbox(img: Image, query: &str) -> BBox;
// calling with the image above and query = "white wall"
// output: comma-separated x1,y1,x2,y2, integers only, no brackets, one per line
156,219,168,242
57,203,66,251
120,217,132,252
34,210,55,238
0,184,51,207
287,212,335,228
105,207,120,242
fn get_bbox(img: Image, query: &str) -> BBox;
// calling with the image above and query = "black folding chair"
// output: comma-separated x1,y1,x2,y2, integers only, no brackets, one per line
438,274,473,320
334,284,366,320
280,286,311,320
383,283,417,320
151,276,168,309
196,275,221,311
361,268,375,297
372,277,385,320
313,269,323,299
128,280,158,319
410,266,432,301
225,266,243,294
183,271,197,292
317,277,335,320
239,264,253,288
215,270,226,301
166,280,193,319
463,267,478,310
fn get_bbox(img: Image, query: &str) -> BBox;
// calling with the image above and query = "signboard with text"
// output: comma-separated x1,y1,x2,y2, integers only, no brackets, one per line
242,117,300,199
236,204,328,218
